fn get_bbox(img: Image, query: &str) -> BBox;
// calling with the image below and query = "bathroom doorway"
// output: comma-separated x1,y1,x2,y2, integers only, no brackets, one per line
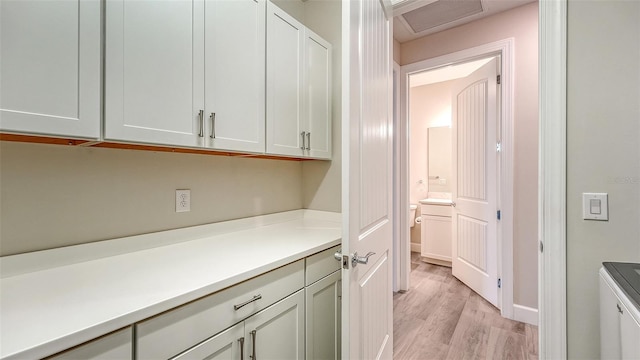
396,39,516,318
409,55,501,308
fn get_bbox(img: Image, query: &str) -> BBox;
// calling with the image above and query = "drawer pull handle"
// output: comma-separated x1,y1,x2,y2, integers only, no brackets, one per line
238,337,245,360
250,330,257,360
234,294,262,311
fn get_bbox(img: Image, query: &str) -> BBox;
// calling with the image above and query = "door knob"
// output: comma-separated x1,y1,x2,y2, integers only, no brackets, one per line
351,252,375,267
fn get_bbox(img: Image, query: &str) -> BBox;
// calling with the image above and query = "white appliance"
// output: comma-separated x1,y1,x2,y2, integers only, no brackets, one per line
599,262,640,359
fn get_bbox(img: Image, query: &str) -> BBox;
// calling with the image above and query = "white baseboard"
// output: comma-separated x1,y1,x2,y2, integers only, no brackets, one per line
513,304,538,326
410,243,421,253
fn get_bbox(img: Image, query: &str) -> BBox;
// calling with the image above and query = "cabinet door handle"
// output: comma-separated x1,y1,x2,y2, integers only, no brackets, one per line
300,131,306,150
238,337,245,360
250,330,257,360
210,112,216,139
306,132,311,150
198,110,204,137
234,294,262,310
617,303,623,314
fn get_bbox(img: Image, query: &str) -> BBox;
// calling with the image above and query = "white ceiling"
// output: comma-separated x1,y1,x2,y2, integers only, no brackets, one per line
393,0,536,43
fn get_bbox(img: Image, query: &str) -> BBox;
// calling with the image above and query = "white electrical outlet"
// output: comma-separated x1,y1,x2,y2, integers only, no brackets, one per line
176,189,191,212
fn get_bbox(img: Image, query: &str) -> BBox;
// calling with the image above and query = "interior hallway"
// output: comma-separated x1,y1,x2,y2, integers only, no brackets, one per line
393,253,538,359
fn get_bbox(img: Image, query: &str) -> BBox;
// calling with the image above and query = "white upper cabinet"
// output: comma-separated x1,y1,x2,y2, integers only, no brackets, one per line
266,1,332,160
0,0,101,139
205,0,266,153
106,0,265,152
266,2,305,157
105,0,205,147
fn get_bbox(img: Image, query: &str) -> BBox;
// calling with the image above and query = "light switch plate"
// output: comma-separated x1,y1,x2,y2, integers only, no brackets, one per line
582,193,608,220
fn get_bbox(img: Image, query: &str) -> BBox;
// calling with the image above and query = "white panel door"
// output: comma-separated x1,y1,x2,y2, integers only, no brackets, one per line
105,0,204,147
266,1,304,157
451,58,499,307
172,322,244,360
205,0,265,153
304,29,332,160
0,0,100,139
343,0,393,359
244,290,304,360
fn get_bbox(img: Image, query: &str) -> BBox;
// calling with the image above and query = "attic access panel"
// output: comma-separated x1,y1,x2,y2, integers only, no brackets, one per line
402,0,484,33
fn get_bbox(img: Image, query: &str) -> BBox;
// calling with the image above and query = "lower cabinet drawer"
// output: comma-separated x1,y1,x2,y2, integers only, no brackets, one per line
136,260,304,359
305,245,341,285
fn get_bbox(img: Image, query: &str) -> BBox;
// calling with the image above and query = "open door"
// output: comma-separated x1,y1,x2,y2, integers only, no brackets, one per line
451,57,500,308
341,0,393,359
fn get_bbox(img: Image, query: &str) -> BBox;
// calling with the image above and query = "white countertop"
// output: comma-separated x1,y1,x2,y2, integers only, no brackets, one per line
419,198,454,206
0,210,341,359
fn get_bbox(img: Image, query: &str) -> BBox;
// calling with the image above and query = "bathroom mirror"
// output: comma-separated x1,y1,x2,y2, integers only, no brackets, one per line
427,126,452,193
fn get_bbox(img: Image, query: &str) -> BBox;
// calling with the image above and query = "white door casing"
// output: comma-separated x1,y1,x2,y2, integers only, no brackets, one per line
342,0,394,359
451,58,500,308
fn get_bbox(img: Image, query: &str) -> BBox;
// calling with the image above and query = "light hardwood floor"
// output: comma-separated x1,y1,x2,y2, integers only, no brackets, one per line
393,253,538,359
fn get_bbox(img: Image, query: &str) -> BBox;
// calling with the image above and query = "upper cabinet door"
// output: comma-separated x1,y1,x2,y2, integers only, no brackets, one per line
266,1,305,157
304,29,332,160
105,0,205,147
205,0,266,153
0,0,101,139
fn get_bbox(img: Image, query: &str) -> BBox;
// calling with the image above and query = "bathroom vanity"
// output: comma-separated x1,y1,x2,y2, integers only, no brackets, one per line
419,198,453,267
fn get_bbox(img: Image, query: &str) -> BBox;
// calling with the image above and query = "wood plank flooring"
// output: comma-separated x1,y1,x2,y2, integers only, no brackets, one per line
393,253,538,359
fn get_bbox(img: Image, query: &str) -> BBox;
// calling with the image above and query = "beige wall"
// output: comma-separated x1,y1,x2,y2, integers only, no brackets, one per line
302,0,342,212
400,2,539,309
0,141,303,256
567,0,640,357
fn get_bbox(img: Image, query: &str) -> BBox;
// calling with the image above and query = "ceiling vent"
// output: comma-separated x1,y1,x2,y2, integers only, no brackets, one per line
401,0,484,33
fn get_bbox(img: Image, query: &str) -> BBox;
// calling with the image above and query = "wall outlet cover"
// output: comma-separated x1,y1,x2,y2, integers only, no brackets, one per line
176,189,191,213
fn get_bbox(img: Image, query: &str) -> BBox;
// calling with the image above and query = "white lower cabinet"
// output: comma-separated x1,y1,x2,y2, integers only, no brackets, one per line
244,290,305,360
47,327,132,360
305,245,342,360
420,203,452,266
305,271,341,360
173,322,244,360
174,291,304,360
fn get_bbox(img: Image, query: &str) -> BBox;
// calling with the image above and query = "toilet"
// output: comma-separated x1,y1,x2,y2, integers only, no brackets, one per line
409,204,418,228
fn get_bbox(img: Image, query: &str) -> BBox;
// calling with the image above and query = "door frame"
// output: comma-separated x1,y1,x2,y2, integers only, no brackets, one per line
538,0,567,358
396,38,515,319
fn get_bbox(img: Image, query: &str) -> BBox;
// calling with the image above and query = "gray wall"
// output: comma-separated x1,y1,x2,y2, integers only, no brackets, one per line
567,0,640,357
